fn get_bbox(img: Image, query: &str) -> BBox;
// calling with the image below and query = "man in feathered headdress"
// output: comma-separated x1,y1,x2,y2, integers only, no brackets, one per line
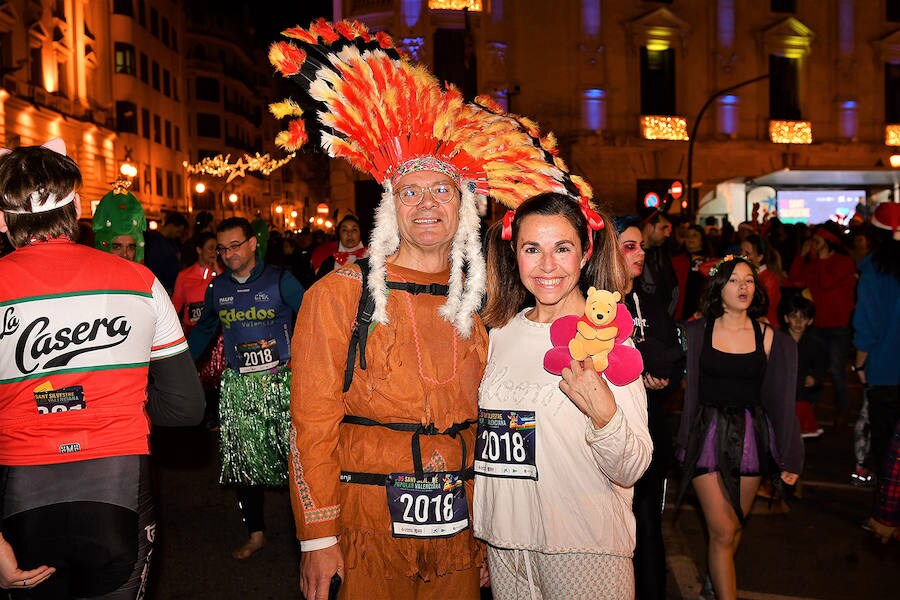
269,19,589,599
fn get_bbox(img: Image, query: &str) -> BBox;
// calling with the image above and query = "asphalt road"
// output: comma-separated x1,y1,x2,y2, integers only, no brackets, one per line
146,378,898,599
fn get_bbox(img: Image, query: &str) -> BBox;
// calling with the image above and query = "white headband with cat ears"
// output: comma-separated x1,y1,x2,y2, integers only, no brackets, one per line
0,138,78,214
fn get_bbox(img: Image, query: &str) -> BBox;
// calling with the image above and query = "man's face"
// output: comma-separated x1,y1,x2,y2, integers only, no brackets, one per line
216,227,257,277
110,235,137,261
393,170,460,253
646,218,672,247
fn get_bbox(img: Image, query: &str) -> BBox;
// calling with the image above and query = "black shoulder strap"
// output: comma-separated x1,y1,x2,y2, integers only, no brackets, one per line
342,260,451,393
343,258,375,393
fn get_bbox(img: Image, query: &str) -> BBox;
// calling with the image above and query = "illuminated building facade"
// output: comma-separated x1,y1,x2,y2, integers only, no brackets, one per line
337,0,900,215
0,0,119,215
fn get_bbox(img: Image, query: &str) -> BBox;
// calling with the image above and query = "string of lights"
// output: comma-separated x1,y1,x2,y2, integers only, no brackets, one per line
182,152,296,183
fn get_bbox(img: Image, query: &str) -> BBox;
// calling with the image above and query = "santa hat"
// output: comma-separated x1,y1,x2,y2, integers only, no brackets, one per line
872,202,900,234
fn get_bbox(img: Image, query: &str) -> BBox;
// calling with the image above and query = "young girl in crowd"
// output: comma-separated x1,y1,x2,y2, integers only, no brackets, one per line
475,193,652,599
676,255,803,600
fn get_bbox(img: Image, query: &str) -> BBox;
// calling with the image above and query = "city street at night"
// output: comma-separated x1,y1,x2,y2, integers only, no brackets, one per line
147,380,899,600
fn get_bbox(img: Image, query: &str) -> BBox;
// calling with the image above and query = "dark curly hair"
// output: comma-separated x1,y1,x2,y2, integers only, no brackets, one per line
699,255,768,320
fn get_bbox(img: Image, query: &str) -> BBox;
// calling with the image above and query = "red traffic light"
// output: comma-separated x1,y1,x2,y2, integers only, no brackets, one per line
669,180,684,200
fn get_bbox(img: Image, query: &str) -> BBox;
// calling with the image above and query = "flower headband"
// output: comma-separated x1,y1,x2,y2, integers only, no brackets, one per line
707,254,754,277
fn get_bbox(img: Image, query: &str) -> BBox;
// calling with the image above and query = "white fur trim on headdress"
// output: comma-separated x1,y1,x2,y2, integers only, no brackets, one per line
438,184,486,337
366,181,400,326
367,180,486,338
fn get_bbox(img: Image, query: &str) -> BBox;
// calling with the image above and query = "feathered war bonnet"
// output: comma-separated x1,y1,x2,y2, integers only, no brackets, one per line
268,19,594,336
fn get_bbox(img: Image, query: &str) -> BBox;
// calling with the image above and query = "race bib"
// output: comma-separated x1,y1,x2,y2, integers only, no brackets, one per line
34,385,86,415
386,472,469,538
187,302,205,324
236,339,280,374
474,409,538,480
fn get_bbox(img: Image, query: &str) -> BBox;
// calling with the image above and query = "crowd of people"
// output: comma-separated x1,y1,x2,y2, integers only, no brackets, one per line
0,17,897,600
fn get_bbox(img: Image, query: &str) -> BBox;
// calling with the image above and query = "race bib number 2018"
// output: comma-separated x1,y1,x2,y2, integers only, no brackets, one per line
474,408,538,480
236,339,279,374
386,472,469,538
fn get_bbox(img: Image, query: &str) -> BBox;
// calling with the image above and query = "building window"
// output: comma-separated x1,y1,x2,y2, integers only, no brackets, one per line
171,30,178,52
166,171,174,198
153,114,161,143
717,95,739,137
56,61,68,97
164,120,172,148
150,8,159,37
175,173,183,198
137,0,146,26
162,18,170,46
143,163,151,193
771,0,796,12
114,43,135,75
839,100,858,140
195,77,220,102
175,126,181,151
197,113,221,138
581,89,606,131
151,61,159,90
173,78,179,101
113,0,133,16
769,54,801,120
139,53,148,83
640,46,676,116
163,70,170,97
30,47,42,88
116,101,138,134
886,63,900,123
155,167,163,196
95,154,107,182
141,108,150,139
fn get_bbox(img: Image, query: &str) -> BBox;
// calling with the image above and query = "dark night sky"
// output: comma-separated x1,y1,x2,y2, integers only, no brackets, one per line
215,0,335,49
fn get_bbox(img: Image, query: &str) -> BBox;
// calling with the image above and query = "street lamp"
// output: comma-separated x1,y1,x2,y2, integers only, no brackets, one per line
194,182,207,194
686,73,770,217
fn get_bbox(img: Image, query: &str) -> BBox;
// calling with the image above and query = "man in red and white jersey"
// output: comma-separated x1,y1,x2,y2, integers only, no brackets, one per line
0,140,204,598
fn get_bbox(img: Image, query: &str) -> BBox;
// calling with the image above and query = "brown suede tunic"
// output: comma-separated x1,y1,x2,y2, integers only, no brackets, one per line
289,262,488,581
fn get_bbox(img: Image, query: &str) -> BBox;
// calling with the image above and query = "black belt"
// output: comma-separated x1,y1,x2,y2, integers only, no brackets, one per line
339,415,476,482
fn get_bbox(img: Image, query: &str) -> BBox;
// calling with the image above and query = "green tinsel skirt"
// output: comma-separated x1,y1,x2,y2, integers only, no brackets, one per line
218,367,291,486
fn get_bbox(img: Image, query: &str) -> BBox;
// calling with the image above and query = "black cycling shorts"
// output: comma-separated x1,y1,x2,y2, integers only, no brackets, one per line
1,457,154,600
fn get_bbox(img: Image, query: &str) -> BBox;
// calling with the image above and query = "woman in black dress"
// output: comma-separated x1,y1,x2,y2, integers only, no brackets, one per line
676,255,803,600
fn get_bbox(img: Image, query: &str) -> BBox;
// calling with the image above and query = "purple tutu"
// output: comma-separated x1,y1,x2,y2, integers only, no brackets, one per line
697,410,759,474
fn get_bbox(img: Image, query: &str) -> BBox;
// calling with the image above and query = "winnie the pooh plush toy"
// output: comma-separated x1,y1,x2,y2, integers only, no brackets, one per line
543,287,643,386
569,287,620,371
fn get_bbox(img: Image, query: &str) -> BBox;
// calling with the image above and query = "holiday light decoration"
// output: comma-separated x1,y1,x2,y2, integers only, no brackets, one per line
885,124,900,146
769,120,813,144
183,152,296,183
428,0,482,10
640,115,690,141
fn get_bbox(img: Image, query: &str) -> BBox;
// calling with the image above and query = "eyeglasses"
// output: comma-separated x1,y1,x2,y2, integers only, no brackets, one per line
395,182,457,206
216,238,251,255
